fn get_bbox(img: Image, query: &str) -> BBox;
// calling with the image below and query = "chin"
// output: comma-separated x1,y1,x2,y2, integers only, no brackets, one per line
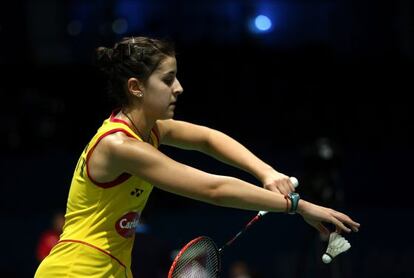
160,112,174,120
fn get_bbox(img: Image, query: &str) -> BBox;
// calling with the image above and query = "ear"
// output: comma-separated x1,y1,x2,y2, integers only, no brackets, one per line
127,77,144,98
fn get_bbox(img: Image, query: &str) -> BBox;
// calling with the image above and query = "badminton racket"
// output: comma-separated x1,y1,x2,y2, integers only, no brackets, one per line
168,177,299,278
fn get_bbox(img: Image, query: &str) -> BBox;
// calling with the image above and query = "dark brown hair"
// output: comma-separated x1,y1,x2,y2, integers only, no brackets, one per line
94,36,175,106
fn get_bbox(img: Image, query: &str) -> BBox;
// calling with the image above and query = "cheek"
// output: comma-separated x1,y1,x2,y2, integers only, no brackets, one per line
145,82,171,107
155,88,172,104
147,91,170,109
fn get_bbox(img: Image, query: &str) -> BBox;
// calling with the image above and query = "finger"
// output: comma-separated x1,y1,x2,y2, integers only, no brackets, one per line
331,217,351,233
333,212,360,232
278,184,290,195
335,226,343,234
265,184,282,194
283,179,294,194
287,179,296,192
344,219,360,232
317,222,330,236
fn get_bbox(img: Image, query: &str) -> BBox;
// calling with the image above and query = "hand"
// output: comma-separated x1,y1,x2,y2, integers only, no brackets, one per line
261,169,295,195
298,200,360,235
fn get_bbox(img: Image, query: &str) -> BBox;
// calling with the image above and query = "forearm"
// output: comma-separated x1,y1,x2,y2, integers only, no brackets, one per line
204,129,275,182
211,176,288,212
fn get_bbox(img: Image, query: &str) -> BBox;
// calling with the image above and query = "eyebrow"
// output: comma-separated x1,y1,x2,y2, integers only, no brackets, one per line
162,70,176,76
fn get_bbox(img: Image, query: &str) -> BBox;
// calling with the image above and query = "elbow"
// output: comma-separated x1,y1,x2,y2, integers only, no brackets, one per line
204,176,235,207
205,188,223,206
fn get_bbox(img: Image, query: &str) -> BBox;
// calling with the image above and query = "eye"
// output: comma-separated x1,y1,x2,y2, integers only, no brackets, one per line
163,76,175,86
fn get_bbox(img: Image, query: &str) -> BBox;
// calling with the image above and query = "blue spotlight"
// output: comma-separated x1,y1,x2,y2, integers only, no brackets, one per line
254,15,272,32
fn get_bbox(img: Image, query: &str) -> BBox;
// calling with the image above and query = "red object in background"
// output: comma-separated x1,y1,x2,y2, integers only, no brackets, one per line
36,230,61,261
36,212,65,261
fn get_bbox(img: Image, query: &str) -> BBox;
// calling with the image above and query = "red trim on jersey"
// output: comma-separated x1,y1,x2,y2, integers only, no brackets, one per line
110,108,131,126
86,128,136,188
110,108,159,147
57,239,126,268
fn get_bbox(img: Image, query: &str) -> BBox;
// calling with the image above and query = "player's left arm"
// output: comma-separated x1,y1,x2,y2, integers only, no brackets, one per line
155,119,295,195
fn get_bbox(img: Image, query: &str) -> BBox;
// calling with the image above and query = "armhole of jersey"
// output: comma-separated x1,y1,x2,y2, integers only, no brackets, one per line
85,128,136,188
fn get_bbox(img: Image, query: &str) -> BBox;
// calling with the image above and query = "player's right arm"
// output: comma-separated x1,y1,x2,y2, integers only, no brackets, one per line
101,132,360,233
104,132,288,211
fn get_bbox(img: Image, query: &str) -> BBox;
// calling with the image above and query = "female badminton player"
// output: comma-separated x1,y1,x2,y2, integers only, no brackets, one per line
35,36,360,277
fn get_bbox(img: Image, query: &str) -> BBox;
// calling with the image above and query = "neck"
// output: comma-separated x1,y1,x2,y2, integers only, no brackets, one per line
120,107,154,142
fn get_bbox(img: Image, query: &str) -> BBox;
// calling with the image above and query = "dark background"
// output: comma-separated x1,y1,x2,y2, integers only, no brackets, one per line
1,0,413,277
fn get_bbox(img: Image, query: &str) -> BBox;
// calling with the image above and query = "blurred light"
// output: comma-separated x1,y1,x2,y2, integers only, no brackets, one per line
317,138,334,160
248,13,274,35
112,18,128,34
67,20,82,36
254,15,272,31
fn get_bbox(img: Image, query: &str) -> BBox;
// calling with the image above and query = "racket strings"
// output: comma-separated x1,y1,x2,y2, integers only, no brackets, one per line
170,237,219,278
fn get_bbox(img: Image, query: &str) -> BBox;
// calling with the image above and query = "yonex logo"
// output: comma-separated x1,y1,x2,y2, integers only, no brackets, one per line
130,188,144,197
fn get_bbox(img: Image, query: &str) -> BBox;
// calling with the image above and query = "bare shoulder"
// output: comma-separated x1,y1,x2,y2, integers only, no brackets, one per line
94,131,156,168
87,131,147,181
98,131,136,151
97,130,165,175
100,131,152,158
101,130,129,143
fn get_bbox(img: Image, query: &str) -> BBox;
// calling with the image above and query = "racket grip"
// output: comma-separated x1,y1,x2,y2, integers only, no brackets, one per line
258,176,299,216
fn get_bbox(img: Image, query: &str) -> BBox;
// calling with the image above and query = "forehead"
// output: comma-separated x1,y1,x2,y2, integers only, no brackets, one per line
155,56,177,74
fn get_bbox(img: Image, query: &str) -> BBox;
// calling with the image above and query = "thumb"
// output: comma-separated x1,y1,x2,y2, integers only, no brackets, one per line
316,222,330,236
264,183,282,194
304,218,330,236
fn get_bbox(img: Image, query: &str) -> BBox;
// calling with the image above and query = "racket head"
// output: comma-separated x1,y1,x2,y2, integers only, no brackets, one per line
168,236,221,278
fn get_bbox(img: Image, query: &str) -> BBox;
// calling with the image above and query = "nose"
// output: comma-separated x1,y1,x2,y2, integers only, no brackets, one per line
173,78,184,96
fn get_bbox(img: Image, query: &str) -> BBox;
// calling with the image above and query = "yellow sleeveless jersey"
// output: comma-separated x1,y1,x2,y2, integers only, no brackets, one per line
36,109,159,277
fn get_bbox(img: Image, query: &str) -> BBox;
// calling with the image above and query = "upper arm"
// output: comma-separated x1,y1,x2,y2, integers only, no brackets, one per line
107,135,222,202
155,119,212,151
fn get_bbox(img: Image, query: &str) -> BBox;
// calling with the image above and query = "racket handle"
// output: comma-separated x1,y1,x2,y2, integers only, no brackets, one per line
258,176,299,216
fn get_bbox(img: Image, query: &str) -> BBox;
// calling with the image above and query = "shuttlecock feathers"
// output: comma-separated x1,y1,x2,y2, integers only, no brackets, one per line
322,232,351,264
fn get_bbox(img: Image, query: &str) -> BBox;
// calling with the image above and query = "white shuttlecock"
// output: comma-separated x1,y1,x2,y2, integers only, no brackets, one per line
322,232,351,264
